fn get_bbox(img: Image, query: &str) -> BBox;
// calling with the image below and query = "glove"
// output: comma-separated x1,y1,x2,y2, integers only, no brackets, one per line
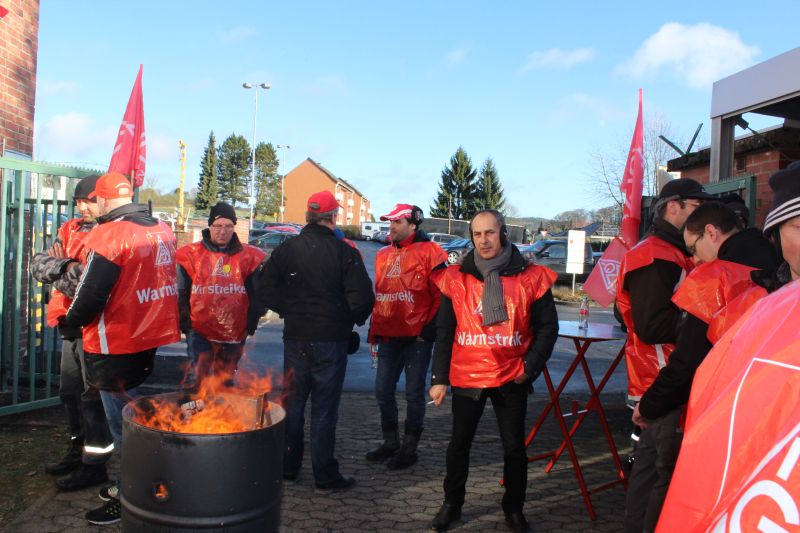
347,331,360,355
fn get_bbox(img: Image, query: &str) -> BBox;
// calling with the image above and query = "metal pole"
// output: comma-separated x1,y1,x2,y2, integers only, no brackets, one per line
278,144,291,223
249,89,258,226
178,140,186,230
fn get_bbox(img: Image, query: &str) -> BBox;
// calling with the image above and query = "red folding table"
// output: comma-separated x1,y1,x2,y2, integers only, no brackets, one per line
525,320,628,520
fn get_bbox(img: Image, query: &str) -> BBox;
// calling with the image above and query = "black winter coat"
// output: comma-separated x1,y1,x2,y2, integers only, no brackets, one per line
258,223,375,341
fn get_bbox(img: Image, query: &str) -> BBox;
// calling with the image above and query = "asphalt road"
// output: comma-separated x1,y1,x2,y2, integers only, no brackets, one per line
159,239,629,398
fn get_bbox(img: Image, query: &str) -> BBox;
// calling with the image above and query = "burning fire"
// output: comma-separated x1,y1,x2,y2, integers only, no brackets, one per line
132,366,279,434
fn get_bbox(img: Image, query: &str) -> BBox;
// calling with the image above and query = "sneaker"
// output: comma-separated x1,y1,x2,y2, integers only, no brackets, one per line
98,484,119,502
56,463,107,492
85,497,121,525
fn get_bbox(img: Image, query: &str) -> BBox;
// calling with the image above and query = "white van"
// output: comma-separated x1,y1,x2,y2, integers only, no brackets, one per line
361,222,389,240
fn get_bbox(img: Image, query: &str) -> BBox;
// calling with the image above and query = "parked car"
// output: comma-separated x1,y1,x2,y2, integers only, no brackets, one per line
372,230,391,244
521,239,595,281
249,231,297,258
441,238,473,265
428,232,460,245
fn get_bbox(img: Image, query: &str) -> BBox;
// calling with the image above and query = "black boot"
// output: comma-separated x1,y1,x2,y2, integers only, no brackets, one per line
45,435,83,475
365,428,400,462
387,426,422,470
56,462,108,492
430,502,461,531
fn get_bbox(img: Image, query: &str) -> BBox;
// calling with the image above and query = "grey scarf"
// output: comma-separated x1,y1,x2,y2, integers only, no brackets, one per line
473,243,513,326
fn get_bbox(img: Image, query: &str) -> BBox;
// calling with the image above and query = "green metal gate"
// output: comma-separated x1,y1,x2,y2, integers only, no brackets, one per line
0,157,99,416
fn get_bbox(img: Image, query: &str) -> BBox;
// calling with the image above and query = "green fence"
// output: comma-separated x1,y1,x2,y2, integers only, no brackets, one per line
639,174,758,237
0,157,99,416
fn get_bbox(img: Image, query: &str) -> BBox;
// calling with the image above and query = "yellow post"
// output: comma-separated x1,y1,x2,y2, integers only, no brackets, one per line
178,140,186,229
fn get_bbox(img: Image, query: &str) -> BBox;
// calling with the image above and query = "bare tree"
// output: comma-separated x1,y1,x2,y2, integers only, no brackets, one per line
586,112,701,207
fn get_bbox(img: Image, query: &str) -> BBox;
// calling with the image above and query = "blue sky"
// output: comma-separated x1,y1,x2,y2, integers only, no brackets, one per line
34,1,798,219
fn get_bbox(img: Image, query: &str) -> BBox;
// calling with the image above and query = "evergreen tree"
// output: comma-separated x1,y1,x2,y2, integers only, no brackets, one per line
195,131,219,211
217,133,251,206
476,157,506,212
429,146,478,220
253,142,281,219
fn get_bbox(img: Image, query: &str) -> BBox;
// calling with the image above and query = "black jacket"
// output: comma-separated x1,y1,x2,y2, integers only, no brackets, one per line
623,218,689,346
431,246,559,398
258,223,375,341
176,229,266,336
638,227,780,419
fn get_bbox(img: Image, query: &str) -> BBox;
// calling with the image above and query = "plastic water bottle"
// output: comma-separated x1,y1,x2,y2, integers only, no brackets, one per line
370,344,379,369
578,297,589,330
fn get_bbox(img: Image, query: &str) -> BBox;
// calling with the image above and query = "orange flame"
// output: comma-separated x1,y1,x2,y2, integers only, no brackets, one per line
132,366,279,434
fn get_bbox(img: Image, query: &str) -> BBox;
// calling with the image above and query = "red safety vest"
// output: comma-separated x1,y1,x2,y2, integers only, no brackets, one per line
706,284,768,344
47,218,93,327
439,264,557,388
370,241,447,340
656,280,800,533
176,242,265,342
671,260,758,324
617,236,694,400
81,220,180,354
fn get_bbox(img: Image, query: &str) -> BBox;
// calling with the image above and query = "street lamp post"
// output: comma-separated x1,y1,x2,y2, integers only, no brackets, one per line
242,82,271,227
277,144,291,222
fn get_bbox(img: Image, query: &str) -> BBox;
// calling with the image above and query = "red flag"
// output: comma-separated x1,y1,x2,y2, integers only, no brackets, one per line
656,281,800,532
0,6,10,18
619,89,644,249
108,65,146,187
582,236,627,307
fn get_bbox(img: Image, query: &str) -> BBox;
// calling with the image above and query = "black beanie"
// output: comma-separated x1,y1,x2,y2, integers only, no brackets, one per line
73,175,101,201
208,202,237,226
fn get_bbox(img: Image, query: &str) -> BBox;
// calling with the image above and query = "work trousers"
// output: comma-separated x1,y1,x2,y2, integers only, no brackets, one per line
444,382,529,514
59,337,113,465
624,406,683,533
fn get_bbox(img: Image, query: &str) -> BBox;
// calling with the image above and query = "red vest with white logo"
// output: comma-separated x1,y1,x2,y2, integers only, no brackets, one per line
176,242,265,342
81,220,180,354
656,280,800,533
617,236,694,400
439,264,557,388
47,218,92,327
371,241,447,339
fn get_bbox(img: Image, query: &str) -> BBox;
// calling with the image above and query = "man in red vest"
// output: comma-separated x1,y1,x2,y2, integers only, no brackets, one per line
631,201,778,528
428,210,559,533
60,172,180,525
617,178,712,533
30,175,113,492
366,204,446,470
176,202,265,388
656,161,800,532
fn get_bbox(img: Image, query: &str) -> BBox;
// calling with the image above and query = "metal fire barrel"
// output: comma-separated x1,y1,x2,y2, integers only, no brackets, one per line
121,392,285,532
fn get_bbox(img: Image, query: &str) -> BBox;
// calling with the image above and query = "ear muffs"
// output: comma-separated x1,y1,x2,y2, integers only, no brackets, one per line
410,206,424,227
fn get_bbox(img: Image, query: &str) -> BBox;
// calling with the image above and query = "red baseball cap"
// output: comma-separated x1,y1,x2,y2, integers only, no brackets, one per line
90,172,133,200
307,190,341,213
380,204,417,221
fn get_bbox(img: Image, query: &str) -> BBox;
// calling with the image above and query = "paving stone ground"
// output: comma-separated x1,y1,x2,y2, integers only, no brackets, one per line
5,390,631,532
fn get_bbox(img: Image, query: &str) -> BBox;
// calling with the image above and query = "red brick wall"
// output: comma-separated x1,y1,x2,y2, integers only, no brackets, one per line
675,149,800,228
0,0,39,157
